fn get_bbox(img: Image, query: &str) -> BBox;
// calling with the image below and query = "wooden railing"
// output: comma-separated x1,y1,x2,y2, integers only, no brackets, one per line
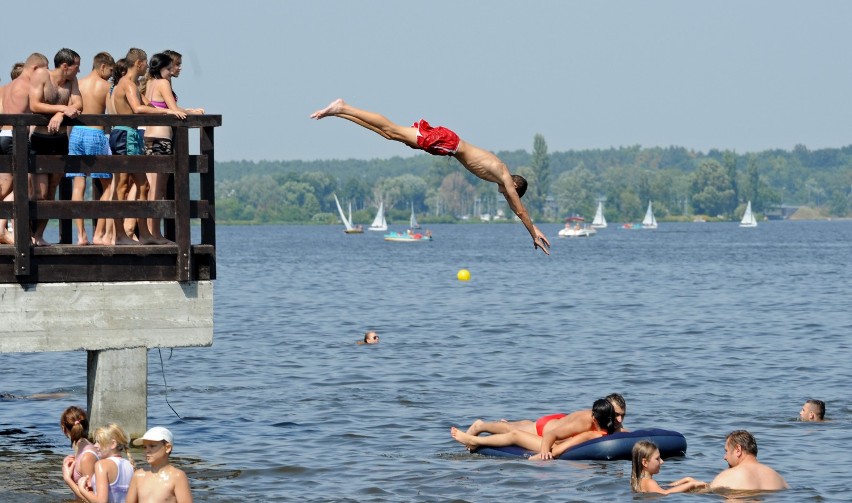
0,114,221,283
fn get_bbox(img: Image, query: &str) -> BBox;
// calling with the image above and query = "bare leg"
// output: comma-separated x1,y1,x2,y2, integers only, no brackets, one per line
146,169,173,245
31,173,58,246
92,178,113,245
111,173,137,246
310,98,420,148
128,173,159,245
450,427,541,452
466,418,536,436
70,176,89,245
0,174,11,243
0,188,13,245
124,180,138,240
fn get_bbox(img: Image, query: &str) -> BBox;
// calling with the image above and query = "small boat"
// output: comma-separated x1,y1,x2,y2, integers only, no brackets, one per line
409,202,421,229
368,201,388,232
333,193,363,234
642,201,658,229
384,230,432,242
591,201,607,228
558,216,597,238
740,201,757,228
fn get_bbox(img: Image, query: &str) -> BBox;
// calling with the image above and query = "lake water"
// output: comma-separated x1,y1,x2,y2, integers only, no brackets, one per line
2,221,850,501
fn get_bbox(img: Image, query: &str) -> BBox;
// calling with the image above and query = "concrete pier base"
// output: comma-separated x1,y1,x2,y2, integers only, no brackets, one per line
88,347,148,439
0,281,213,435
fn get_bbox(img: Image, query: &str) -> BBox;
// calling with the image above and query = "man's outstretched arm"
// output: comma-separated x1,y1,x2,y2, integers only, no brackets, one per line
500,176,550,255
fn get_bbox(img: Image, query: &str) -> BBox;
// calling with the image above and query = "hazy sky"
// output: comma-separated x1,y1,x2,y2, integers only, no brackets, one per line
5,1,852,162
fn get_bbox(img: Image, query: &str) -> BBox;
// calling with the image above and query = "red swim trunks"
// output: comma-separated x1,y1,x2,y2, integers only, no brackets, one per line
535,413,567,436
412,119,460,156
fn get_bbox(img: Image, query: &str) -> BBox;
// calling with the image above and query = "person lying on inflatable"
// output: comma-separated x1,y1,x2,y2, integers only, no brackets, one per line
451,398,617,460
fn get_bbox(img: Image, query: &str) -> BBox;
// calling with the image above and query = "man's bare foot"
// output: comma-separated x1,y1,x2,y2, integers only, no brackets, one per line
136,235,170,245
150,235,175,245
465,419,486,436
450,427,479,452
75,235,90,246
310,98,344,119
32,236,51,247
92,235,109,245
114,234,137,245
0,230,13,245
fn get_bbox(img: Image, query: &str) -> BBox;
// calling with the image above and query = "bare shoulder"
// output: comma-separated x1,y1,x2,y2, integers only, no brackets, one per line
30,68,49,87
166,464,189,479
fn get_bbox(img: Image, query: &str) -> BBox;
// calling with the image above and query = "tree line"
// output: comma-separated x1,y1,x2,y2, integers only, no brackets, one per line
214,137,852,225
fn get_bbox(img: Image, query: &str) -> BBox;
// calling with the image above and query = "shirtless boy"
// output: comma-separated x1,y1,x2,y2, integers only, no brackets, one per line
311,99,550,255
451,398,617,460
0,54,50,245
110,48,185,245
68,51,115,245
28,48,83,246
127,427,192,503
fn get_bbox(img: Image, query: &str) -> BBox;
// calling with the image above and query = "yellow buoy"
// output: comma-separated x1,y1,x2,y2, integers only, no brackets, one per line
457,269,471,281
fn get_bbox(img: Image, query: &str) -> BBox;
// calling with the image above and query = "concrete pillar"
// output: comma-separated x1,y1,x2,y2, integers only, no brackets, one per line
87,347,148,439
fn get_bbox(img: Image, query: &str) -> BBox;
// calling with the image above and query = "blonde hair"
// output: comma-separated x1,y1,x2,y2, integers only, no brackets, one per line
630,440,658,492
92,423,133,465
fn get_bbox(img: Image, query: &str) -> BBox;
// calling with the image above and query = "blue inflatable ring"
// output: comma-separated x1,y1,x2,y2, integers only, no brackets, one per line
475,428,687,461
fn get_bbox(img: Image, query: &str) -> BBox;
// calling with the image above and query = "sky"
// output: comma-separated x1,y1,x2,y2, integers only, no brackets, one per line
5,1,852,162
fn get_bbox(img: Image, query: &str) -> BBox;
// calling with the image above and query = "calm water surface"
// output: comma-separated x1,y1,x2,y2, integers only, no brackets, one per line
2,221,851,501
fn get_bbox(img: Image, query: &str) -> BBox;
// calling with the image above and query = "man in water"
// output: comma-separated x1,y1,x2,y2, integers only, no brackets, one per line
310,99,550,255
706,430,789,491
799,399,825,422
357,330,379,345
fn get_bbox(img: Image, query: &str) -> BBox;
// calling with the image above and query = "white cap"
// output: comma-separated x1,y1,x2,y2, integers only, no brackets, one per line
132,426,174,446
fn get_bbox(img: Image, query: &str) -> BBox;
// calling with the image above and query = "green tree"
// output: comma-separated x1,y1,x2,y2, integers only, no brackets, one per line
439,172,476,217
553,164,595,218
529,134,551,219
689,160,736,217
723,150,739,211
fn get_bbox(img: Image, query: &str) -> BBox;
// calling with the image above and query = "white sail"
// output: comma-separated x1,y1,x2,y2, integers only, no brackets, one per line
410,202,420,229
369,202,388,231
642,201,658,229
740,201,757,227
592,201,607,228
333,193,354,231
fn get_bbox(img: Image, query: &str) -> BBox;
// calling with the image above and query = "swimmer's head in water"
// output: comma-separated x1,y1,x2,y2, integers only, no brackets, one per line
363,331,379,344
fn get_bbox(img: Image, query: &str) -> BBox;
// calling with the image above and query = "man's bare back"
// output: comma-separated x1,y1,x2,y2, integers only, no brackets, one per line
711,460,789,491
112,78,137,115
3,73,36,115
78,72,110,117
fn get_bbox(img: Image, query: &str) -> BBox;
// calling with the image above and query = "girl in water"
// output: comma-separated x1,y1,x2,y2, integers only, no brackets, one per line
77,423,135,503
631,440,707,494
60,406,99,500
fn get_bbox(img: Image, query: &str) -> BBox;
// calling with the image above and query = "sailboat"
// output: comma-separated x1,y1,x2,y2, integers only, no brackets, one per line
368,201,388,231
591,201,607,228
740,201,757,228
409,202,421,229
642,201,658,229
333,193,363,234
